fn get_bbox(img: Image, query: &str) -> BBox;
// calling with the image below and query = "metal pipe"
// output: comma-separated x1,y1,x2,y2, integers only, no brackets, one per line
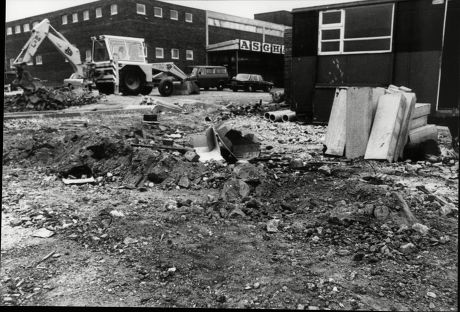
264,112,271,119
282,111,296,122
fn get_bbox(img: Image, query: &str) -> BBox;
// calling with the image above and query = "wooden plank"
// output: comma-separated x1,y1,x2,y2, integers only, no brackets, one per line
364,93,407,161
409,124,438,144
345,87,373,159
394,92,416,161
324,88,347,156
409,115,428,130
411,103,431,119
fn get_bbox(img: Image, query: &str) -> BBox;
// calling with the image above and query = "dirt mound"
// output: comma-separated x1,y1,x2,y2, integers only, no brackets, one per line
4,87,102,113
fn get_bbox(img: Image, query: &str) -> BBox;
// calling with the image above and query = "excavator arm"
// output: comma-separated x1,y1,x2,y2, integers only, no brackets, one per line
13,18,85,91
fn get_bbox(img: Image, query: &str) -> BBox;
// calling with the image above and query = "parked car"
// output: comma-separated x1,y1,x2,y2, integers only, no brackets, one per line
189,66,229,91
231,73,273,92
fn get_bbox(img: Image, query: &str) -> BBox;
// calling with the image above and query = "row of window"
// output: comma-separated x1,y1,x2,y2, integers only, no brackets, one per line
136,3,193,22
155,48,194,60
61,5,114,25
7,3,193,35
9,48,194,67
208,17,284,38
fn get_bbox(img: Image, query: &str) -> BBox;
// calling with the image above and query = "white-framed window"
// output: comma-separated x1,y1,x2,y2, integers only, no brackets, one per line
15,25,21,33
86,49,92,60
111,4,118,15
137,3,146,15
170,10,178,20
171,48,179,60
27,58,34,65
7,27,13,35
33,21,39,28
36,55,43,65
72,13,78,23
155,48,164,59
318,3,394,55
186,50,193,60
23,24,30,32
10,58,15,68
154,7,162,17
62,15,68,25
83,10,89,20
185,12,193,23
96,7,102,18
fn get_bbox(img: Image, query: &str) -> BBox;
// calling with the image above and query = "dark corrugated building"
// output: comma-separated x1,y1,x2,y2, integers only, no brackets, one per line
285,0,459,124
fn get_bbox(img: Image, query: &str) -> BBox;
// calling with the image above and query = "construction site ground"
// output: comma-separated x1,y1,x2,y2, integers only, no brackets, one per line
2,89,458,310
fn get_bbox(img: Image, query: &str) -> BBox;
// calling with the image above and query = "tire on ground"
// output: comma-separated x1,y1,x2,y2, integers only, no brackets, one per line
158,78,173,96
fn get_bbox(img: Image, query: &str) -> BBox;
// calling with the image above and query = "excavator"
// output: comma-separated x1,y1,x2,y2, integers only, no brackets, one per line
12,18,88,92
12,18,199,96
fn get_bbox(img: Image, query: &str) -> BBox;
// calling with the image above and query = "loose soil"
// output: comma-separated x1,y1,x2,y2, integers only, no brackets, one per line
1,90,458,310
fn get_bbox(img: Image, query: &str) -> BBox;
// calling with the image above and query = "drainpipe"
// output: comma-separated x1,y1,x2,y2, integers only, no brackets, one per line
435,0,449,112
205,11,209,65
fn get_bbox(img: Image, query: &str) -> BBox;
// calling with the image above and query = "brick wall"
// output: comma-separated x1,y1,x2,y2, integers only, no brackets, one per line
5,0,206,84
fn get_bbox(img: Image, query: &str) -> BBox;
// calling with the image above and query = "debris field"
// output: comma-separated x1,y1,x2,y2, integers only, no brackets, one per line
1,89,458,310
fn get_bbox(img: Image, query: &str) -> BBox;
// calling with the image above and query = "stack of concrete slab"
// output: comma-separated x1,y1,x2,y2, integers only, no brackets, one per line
408,103,438,144
324,84,437,162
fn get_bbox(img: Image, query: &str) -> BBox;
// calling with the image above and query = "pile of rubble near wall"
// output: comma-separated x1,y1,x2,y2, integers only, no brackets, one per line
4,87,102,113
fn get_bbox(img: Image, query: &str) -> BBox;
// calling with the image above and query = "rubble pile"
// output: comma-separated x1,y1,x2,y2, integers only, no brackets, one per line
4,87,102,113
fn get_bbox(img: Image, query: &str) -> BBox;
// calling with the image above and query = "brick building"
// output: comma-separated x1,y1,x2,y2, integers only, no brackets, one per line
5,0,290,86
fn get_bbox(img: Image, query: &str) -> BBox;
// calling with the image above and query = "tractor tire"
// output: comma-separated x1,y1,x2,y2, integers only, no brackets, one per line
96,83,115,95
140,85,153,95
217,82,224,91
158,79,173,96
120,70,143,95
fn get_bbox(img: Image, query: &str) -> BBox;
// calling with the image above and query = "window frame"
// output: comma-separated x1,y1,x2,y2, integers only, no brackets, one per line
72,13,79,23
186,50,193,60
96,7,102,18
111,4,118,15
7,27,13,35
137,3,146,15
86,49,92,61
15,25,21,33
10,58,15,68
154,7,163,18
62,15,68,25
185,12,193,23
171,48,179,60
318,4,394,55
36,55,43,65
155,47,164,59
83,10,89,20
170,9,178,20
32,22,39,28
23,23,30,32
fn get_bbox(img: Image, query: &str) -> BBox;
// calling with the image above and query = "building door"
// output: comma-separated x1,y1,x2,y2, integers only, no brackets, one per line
438,0,460,110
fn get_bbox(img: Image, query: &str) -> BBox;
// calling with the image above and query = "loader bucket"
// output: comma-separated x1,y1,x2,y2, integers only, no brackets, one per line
191,126,224,162
171,80,200,95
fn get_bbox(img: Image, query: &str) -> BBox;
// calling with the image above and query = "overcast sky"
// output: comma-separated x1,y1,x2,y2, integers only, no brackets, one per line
6,0,361,22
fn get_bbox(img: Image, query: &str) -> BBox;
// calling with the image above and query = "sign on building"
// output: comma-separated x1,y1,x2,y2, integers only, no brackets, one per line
239,39,284,54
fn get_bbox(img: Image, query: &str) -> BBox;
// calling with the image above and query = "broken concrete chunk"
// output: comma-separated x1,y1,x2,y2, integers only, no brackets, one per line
177,176,190,189
123,237,138,245
318,165,331,175
289,158,304,169
233,163,262,183
373,206,390,220
184,151,199,162
221,179,250,202
32,228,55,238
266,219,280,233
400,242,416,254
229,207,246,218
412,223,429,235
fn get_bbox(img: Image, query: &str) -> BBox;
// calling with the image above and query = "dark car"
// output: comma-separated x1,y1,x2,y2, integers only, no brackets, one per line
231,73,273,92
189,66,229,91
